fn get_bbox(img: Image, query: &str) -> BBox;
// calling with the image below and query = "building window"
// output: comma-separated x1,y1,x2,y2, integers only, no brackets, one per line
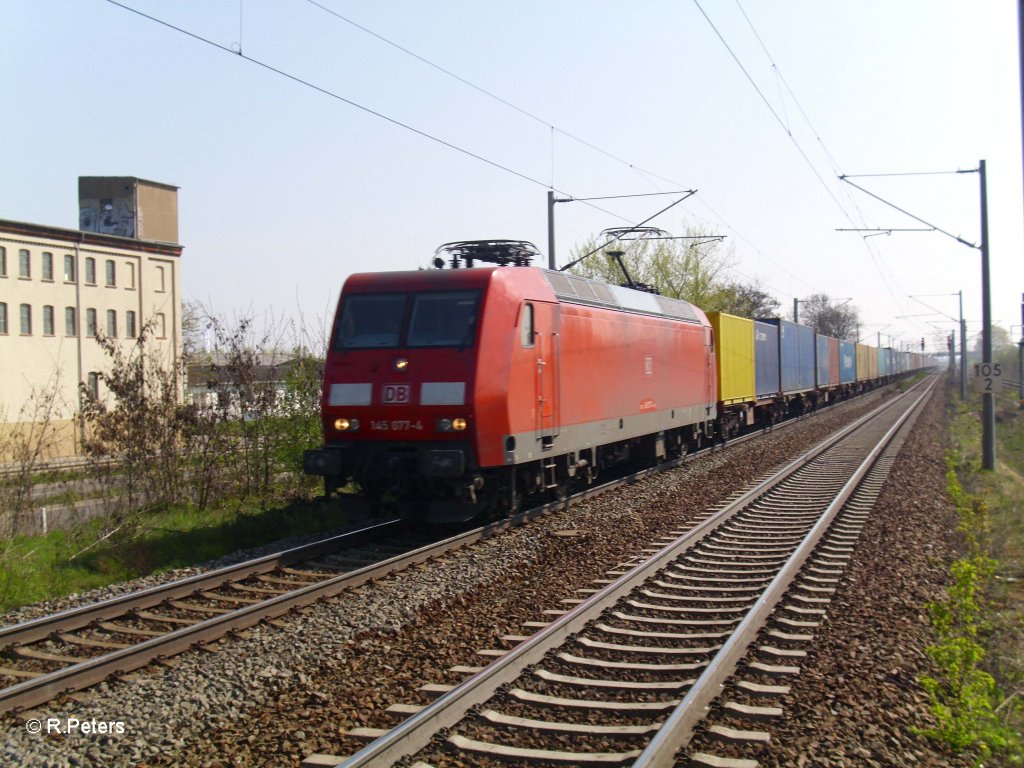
42,252,54,281
64,254,76,282
156,312,166,338
19,304,31,335
65,307,77,336
0,247,6,277
86,308,97,337
126,262,136,289
0,302,7,334
43,305,55,336
105,260,116,287
106,309,117,337
126,310,137,338
156,265,166,292
19,249,30,278
86,372,99,400
85,257,96,285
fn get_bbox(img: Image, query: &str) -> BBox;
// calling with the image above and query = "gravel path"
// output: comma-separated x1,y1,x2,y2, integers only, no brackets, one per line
1,385,968,767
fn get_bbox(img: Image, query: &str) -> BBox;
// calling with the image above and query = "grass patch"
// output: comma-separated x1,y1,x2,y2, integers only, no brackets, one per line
0,495,351,613
927,388,1024,765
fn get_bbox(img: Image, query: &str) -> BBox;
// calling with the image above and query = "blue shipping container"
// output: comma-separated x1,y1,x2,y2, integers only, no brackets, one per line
754,321,780,398
839,340,856,383
879,347,892,377
761,319,816,393
816,334,830,388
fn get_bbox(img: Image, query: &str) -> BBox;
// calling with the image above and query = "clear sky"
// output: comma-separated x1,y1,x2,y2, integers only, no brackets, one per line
3,0,1022,354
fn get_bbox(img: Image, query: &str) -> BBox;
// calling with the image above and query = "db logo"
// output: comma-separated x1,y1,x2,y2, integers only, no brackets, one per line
382,384,411,404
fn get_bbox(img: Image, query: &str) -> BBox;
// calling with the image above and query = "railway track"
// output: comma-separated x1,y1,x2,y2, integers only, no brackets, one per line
0,519,450,715
309,376,934,768
0,421,769,717
0,380,913,722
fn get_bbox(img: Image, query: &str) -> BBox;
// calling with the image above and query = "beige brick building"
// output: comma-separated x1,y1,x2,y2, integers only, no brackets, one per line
0,178,183,459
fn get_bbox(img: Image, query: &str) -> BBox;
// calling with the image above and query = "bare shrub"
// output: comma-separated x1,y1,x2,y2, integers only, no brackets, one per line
183,308,325,506
78,324,186,544
0,372,67,538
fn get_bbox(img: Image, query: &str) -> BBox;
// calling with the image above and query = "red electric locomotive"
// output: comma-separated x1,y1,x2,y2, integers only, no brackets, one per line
304,241,717,522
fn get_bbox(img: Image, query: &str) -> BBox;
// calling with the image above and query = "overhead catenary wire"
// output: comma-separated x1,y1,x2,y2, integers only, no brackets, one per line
559,192,697,272
112,0,797,306
304,0,685,188
839,174,978,248
693,0,850,219
708,0,912,322
102,0,633,228
734,0,845,180
109,0,914,330
304,0,808,300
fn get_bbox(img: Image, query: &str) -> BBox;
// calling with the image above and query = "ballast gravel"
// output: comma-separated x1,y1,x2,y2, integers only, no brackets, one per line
0,385,970,767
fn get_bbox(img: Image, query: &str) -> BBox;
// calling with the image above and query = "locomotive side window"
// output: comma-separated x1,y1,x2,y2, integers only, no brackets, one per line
407,290,479,348
520,302,534,347
335,294,406,349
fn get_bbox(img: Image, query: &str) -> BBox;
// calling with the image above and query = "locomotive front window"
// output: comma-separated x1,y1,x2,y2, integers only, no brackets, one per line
335,294,406,349
407,291,479,348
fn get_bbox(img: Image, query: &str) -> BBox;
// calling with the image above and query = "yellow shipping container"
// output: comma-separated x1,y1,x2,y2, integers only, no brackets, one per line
855,343,878,381
707,312,755,404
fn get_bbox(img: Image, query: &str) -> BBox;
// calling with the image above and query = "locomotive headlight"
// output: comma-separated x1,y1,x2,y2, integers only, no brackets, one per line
334,417,360,432
436,417,468,432
393,357,409,371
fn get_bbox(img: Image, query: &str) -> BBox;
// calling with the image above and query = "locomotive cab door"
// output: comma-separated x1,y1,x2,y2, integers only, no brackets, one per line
529,301,561,446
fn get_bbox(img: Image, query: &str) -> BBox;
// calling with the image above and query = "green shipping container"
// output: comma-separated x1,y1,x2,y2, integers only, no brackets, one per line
707,312,755,404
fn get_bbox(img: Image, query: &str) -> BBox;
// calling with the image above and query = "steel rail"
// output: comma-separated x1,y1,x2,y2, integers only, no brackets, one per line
634,376,935,767
331,376,934,767
0,416,731,712
0,439,736,714
0,377,919,715
0,519,406,648
0,514,530,714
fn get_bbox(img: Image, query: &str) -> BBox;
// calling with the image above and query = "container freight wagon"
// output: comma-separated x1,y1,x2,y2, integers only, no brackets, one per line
707,312,755,406
878,347,892,377
814,334,842,390
706,312,756,438
760,318,816,395
816,335,830,389
856,343,879,383
753,321,780,399
828,337,841,387
839,341,857,385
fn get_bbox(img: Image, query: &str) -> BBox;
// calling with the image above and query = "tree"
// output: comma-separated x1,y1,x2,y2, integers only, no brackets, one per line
798,293,859,341
183,311,326,506
718,281,781,319
974,325,1011,355
973,325,1018,373
182,299,206,358
567,228,780,318
0,375,66,538
568,228,736,307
